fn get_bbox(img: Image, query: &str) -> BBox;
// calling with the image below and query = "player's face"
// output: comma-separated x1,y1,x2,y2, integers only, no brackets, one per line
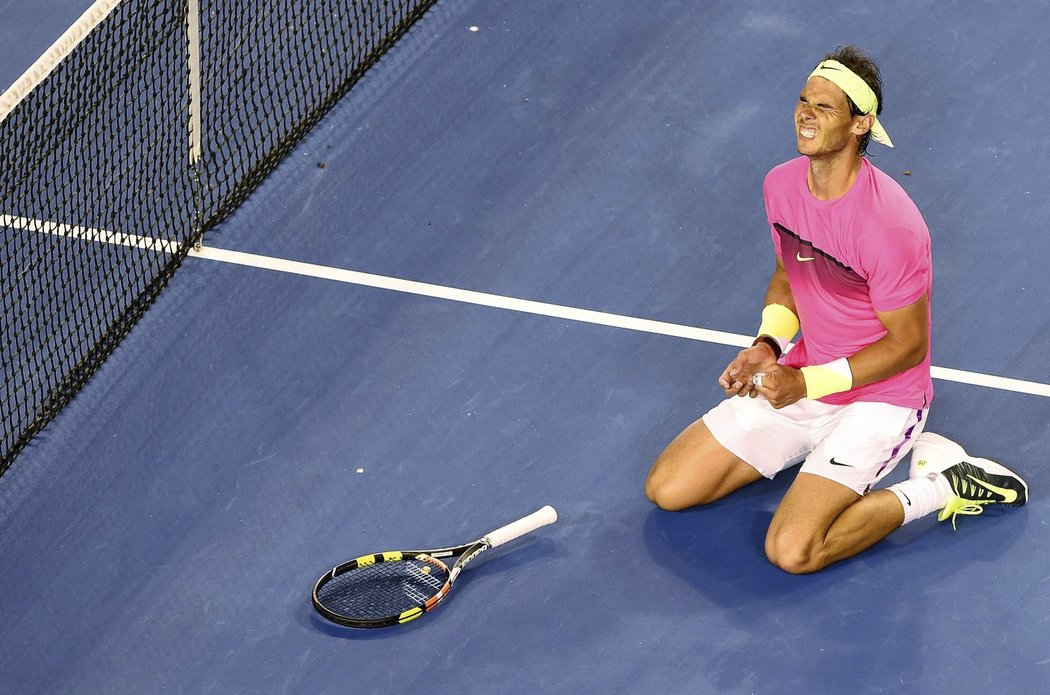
795,76,858,157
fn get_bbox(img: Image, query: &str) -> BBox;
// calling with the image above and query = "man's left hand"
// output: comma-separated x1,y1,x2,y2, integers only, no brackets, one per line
750,365,808,409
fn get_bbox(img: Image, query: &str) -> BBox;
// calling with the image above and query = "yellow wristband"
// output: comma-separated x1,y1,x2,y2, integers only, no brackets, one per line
756,304,800,357
800,358,853,399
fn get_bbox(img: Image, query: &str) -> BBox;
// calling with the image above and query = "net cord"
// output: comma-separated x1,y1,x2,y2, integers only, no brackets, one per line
0,0,124,125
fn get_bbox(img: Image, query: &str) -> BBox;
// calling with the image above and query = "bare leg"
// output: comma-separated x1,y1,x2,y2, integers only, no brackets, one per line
645,418,764,510
765,472,905,574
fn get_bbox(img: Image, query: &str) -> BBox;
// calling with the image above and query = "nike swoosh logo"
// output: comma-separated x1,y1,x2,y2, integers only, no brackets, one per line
900,490,912,506
967,474,1018,503
829,457,852,467
796,252,816,262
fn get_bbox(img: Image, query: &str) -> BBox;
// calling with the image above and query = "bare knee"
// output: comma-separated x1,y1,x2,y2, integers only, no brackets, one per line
645,460,762,511
645,469,718,511
646,421,763,511
764,526,825,575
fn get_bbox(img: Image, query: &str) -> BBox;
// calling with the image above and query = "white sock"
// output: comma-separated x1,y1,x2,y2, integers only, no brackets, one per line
888,474,953,525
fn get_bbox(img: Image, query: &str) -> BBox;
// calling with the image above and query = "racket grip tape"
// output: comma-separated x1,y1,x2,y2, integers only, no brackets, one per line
483,505,558,548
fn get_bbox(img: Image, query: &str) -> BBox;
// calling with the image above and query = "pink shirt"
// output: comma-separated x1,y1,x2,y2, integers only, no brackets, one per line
763,156,933,409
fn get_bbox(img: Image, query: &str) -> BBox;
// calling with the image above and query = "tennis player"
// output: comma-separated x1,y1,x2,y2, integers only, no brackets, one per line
645,46,1027,573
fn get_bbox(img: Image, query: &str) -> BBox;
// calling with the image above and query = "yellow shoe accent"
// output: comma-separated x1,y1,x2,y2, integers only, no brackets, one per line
967,474,1019,504
938,496,991,530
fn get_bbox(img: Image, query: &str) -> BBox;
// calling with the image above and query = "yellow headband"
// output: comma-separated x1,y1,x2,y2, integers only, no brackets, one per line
808,59,893,148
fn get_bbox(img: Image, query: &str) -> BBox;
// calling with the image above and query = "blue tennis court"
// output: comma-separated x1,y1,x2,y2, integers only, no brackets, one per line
2,1,1048,692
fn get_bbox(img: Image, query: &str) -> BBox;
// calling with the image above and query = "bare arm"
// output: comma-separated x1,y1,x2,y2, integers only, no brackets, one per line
762,254,796,315
755,292,929,408
847,292,929,386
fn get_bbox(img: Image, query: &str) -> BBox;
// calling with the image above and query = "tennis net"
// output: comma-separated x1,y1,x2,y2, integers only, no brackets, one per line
0,0,437,477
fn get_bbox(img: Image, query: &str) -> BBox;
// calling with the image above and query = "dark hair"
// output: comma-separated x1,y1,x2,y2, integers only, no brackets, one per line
820,45,884,155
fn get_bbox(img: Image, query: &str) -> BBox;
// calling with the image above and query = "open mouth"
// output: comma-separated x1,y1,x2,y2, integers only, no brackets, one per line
799,126,817,140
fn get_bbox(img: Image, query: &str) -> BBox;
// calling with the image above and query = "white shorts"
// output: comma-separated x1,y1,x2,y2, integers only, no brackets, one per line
701,395,928,495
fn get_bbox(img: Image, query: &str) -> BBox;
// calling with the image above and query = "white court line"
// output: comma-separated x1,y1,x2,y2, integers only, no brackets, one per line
188,245,1050,400
0,0,122,124
2,215,180,252
3,208,1045,397
190,245,750,347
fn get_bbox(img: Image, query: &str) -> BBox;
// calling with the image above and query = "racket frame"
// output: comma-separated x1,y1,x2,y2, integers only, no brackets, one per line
311,540,490,628
312,506,556,628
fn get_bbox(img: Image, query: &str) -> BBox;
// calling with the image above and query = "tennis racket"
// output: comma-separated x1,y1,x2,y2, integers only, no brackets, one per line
311,505,558,628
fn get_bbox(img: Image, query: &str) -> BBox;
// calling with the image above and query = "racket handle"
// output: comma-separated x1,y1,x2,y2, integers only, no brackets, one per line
484,505,558,548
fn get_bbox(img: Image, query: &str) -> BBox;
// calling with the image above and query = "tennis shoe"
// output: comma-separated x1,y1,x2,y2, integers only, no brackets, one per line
909,432,1028,529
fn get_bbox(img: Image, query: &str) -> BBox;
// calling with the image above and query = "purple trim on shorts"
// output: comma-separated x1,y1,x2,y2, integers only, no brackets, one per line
864,408,924,494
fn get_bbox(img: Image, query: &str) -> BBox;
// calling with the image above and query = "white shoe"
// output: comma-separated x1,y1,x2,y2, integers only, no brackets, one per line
909,431,968,478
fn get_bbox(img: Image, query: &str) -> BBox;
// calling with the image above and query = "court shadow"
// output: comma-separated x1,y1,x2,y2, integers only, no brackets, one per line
638,480,907,692
641,474,827,607
639,476,1032,693
642,467,1032,607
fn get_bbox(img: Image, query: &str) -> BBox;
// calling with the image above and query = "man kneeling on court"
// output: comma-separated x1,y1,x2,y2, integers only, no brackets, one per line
644,45,1027,574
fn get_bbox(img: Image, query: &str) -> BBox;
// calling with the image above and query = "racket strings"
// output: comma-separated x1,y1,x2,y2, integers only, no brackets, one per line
317,559,450,620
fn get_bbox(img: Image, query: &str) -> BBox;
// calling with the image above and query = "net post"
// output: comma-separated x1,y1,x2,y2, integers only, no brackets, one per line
187,0,204,250
187,0,202,166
